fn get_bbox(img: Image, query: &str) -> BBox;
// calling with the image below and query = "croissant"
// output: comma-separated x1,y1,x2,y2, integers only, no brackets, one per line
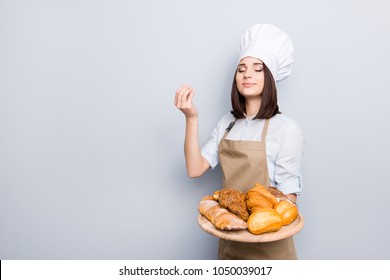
198,199,248,231
248,184,278,207
246,193,274,211
246,184,279,213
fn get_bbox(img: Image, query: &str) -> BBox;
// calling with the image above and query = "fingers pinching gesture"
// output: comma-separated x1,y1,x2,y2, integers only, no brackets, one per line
175,84,198,119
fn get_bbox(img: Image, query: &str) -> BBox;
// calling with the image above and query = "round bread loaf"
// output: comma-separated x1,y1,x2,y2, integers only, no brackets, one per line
274,200,298,226
247,208,283,235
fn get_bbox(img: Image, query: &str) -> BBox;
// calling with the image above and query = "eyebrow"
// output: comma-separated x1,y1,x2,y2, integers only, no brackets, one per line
237,62,264,67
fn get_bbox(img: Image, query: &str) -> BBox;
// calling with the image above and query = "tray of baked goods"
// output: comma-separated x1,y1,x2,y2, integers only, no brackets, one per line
198,183,304,243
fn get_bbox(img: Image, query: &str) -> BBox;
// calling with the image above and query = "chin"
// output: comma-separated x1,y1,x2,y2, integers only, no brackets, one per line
240,91,262,98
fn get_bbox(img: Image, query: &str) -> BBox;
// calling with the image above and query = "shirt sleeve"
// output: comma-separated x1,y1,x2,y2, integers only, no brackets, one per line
201,125,220,169
274,120,304,195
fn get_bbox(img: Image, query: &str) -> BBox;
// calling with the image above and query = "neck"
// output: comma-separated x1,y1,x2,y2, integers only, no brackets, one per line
245,97,261,117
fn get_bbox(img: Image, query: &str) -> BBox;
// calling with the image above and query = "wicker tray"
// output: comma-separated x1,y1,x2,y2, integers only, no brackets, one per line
198,212,304,243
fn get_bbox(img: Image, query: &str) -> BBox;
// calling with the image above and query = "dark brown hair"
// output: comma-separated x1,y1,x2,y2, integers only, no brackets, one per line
230,63,281,119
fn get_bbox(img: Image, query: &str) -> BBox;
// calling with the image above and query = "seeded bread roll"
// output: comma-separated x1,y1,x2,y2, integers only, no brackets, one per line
217,188,249,221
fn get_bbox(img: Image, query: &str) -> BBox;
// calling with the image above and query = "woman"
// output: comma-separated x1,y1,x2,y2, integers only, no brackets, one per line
174,23,304,260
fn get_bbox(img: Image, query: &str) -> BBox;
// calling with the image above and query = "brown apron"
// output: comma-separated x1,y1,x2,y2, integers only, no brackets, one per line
217,118,297,260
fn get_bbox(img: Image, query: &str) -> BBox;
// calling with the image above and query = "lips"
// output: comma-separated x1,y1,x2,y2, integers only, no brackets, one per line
242,83,256,88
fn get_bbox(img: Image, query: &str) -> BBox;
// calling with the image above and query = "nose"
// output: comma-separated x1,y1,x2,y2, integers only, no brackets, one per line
244,69,252,78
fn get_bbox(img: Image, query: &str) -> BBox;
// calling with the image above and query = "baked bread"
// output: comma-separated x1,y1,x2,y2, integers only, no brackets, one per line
268,187,288,201
246,183,278,212
198,199,247,231
246,193,274,211
201,195,217,201
274,200,298,225
214,188,249,221
247,208,283,235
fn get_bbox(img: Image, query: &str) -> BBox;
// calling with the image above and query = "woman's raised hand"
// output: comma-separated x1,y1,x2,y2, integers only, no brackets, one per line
174,84,198,119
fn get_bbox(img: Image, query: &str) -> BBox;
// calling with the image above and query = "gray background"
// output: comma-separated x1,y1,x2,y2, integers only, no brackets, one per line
1,0,389,259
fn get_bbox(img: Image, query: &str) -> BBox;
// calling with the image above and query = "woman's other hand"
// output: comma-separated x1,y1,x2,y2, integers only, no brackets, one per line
175,84,198,119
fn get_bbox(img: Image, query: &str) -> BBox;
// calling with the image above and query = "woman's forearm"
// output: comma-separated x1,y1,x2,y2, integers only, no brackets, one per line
184,117,209,177
174,84,209,177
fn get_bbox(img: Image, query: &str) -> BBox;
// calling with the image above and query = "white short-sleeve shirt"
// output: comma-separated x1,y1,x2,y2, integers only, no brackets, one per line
201,113,304,195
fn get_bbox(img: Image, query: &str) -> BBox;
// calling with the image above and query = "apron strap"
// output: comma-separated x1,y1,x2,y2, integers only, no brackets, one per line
261,119,270,143
222,120,237,139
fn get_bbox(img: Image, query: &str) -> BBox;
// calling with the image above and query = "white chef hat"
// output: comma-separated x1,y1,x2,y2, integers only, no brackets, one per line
238,23,294,82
